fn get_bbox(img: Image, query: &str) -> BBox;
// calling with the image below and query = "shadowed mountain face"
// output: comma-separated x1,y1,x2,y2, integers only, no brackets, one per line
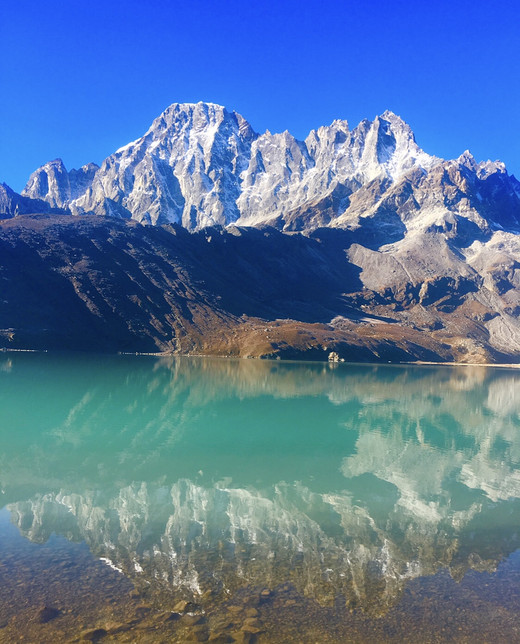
0,213,519,361
0,215,520,361
0,215,362,355
2,355,520,616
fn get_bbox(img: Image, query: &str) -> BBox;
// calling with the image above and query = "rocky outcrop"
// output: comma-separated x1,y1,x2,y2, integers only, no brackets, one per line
0,182,68,218
23,159,99,209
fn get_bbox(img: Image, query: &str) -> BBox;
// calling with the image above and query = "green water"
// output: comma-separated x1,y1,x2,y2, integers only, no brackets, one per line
1,353,520,642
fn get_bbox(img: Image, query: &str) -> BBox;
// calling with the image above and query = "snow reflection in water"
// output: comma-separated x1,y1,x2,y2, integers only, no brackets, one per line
1,354,520,640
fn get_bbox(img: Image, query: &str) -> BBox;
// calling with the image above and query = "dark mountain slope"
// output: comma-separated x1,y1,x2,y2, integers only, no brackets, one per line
1,214,517,363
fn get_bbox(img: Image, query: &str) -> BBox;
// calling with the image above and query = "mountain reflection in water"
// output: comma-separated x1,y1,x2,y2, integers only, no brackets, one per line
1,354,520,618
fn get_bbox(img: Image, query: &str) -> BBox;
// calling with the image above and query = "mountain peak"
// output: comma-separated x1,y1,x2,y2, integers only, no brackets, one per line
15,101,514,235
156,101,232,123
163,100,227,114
151,101,224,128
380,109,401,120
456,149,477,170
458,149,474,161
375,110,414,135
146,101,255,143
45,158,67,170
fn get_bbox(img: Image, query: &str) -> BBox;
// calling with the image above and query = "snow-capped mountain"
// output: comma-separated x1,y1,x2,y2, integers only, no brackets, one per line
24,103,256,227
3,102,520,363
23,101,520,235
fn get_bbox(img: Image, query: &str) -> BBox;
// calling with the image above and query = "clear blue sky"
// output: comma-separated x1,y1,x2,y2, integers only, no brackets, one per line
1,0,519,192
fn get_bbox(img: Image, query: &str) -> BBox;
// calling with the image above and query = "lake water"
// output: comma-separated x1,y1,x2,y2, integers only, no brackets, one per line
1,353,520,642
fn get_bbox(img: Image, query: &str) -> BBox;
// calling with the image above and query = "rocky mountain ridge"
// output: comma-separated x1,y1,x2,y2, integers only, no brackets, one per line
0,182,68,217
20,102,520,235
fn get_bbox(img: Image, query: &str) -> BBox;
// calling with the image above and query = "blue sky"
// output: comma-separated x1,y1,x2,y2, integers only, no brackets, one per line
1,0,519,192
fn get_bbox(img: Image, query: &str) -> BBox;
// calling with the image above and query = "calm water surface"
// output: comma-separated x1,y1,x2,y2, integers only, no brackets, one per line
1,353,520,642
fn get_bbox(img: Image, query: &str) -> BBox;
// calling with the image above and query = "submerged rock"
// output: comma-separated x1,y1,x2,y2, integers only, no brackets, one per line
37,606,61,623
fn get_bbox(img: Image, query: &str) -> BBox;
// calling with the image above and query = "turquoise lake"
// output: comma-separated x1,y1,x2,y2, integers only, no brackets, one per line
1,353,520,642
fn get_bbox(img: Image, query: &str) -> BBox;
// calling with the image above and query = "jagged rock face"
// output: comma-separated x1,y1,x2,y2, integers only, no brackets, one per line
26,102,520,233
266,111,438,231
20,102,520,239
23,159,98,209
73,103,257,226
0,182,67,218
23,104,257,226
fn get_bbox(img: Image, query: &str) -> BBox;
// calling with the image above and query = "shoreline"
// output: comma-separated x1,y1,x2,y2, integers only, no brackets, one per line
2,347,520,368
